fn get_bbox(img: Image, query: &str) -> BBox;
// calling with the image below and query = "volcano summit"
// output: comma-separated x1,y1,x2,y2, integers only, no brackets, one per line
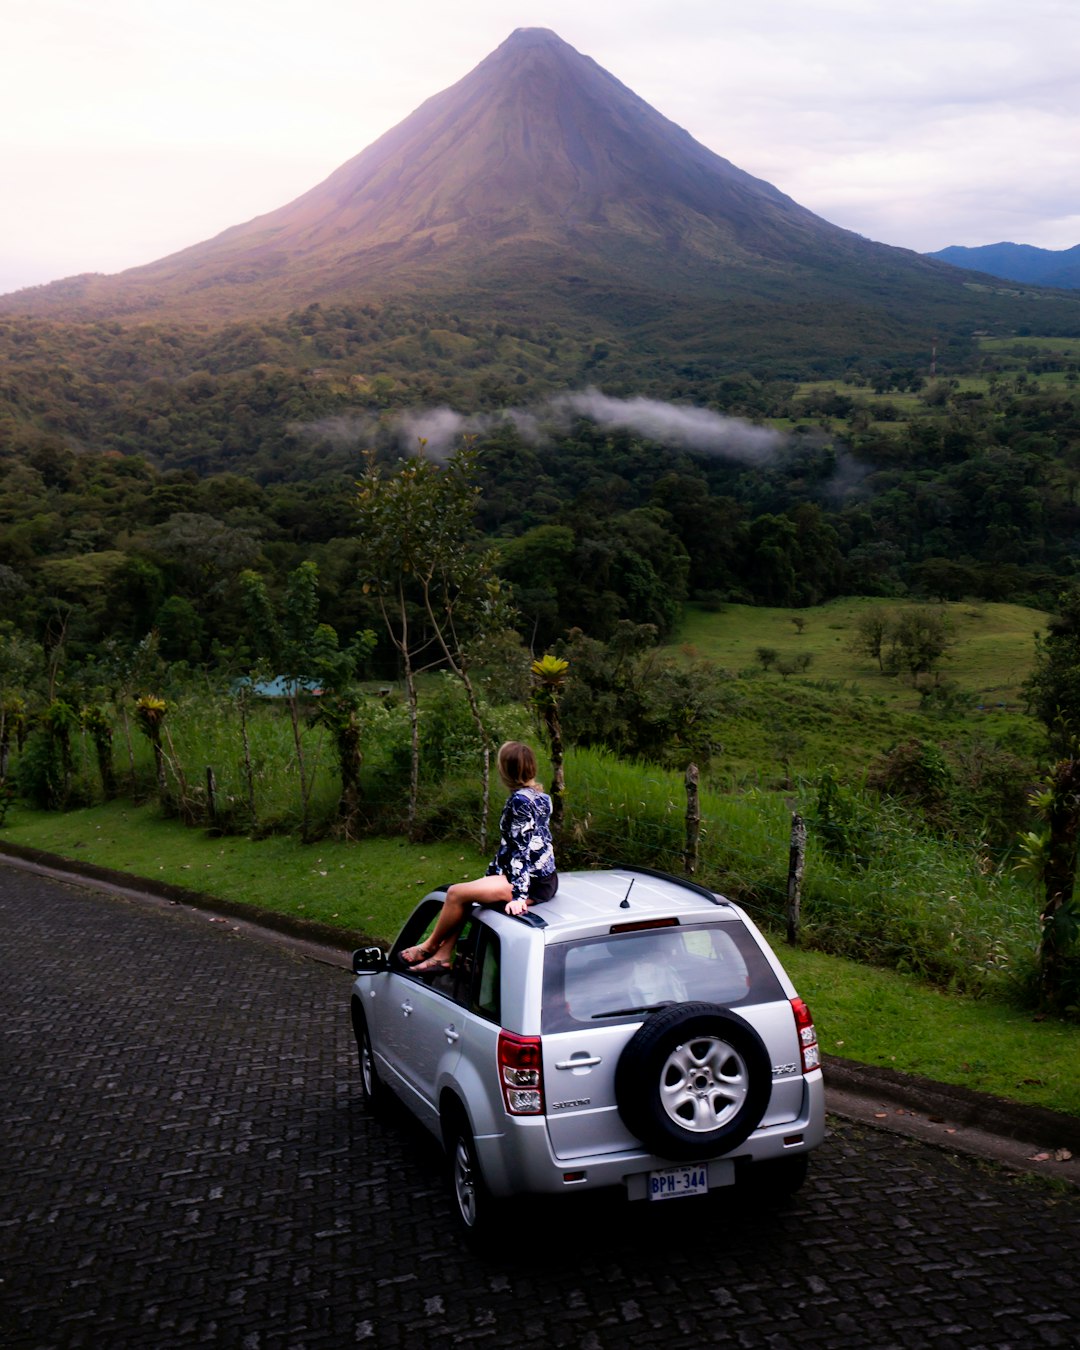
2,27,1073,362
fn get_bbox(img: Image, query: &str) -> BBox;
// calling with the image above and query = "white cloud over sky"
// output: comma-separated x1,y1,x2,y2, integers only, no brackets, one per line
2,0,1078,294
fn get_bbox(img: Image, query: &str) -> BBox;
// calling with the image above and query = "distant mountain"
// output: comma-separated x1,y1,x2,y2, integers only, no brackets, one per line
2,28,1077,368
927,242,1080,291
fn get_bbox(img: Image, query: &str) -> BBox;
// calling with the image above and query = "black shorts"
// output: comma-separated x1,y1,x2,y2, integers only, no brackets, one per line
527,871,559,903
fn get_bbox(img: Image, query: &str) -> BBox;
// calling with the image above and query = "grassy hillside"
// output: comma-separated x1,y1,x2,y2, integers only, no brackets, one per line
674,598,1045,709
665,599,1047,789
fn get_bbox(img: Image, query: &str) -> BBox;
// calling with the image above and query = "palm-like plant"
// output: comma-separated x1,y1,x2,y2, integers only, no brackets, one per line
134,694,169,793
531,654,569,832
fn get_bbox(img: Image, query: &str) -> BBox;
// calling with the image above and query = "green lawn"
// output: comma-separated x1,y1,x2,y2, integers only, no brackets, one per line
3,799,1076,1119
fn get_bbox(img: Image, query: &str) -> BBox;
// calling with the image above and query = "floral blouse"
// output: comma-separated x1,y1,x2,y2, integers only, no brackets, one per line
486,786,556,904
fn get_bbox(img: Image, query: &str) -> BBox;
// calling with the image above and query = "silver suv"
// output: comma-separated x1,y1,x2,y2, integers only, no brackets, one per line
350,868,824,1234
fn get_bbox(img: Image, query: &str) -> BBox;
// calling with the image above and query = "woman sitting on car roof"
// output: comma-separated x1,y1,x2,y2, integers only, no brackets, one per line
400,740,558,973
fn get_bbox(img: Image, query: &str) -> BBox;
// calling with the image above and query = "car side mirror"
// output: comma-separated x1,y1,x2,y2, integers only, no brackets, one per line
352,946,387,975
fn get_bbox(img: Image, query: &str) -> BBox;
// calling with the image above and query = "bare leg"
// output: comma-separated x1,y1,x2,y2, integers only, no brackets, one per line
407,874,513,969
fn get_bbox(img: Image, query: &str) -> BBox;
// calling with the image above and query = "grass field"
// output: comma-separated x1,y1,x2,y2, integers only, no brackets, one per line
672,597,1046,711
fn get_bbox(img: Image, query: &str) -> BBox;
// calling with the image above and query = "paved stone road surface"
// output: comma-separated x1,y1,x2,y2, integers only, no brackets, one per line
2,865,1079,1349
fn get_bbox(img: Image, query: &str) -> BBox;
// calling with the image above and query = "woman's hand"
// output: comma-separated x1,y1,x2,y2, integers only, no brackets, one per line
505,897,529,916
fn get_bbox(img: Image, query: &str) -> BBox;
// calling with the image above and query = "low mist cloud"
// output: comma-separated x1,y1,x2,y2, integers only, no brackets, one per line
389,388,787,464
290,388,868,501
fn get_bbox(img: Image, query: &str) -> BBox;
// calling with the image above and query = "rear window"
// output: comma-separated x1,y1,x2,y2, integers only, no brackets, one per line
541,923,784,1033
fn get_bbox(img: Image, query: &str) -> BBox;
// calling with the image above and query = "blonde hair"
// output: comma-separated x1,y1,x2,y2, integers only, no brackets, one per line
497,741,541,791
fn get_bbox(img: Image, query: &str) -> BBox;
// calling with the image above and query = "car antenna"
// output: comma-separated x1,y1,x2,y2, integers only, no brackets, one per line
620,878,635,909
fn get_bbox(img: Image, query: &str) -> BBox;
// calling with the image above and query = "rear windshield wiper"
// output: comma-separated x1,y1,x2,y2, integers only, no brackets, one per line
590,1001,674,1019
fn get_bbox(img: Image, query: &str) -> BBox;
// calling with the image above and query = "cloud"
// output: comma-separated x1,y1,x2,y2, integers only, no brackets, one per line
382,390,787,464
547,390,786,460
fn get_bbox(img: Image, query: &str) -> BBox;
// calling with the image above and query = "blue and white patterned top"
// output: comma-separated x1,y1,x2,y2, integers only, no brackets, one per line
486,786,556,905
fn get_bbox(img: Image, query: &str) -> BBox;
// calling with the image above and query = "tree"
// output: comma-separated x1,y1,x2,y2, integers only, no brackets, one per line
530,654,569,832
1025,588,1080,754
241,561,373,842
355,439,513,845
885,607,956,679
755,646,778,673
0,632,39,777
81,704,116,798
134,694,169,796
1016,759,1080,1012
849,608,891,672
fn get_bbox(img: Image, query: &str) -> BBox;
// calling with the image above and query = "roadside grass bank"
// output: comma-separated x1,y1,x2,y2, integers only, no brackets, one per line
3,801,488,941
5,799,1077,1120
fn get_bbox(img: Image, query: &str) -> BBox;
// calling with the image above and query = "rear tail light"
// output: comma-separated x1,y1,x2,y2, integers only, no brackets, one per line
790,997,820,1073
498,1030,544,1115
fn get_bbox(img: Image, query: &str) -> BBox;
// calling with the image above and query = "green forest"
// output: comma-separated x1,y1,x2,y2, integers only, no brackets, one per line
3,307,1080,1013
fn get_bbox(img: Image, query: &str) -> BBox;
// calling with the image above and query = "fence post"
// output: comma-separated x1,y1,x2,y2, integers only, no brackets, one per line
786,811,806,946
684,762,700,875
206,766,217,823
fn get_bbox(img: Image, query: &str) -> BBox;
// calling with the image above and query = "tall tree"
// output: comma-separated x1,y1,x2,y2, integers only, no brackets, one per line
354,439,513,845
530,654,569,833
242,560,375,839
1025,587,1080,754
1017,759,1080,1012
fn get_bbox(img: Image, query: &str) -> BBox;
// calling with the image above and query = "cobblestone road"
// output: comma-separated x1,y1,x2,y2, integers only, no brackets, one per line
2,864,1079,1349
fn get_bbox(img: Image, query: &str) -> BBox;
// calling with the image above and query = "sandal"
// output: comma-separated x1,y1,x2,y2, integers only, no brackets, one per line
414,956,452,974
400,944,436,966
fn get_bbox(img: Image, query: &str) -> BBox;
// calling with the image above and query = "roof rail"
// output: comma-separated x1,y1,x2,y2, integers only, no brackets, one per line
611,864,726,906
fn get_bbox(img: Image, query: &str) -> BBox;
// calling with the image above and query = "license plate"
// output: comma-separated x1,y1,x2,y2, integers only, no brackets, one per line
648,1164,708,1201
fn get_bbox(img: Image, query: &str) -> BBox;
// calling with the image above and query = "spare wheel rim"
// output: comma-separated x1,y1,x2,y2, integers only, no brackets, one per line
659,1035,751,1133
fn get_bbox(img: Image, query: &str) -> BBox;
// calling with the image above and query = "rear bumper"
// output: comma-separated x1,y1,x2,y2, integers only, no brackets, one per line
477,1068,825,1199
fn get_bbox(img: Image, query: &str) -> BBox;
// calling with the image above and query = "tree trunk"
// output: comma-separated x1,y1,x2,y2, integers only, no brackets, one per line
786,812,807,947
546,707,565,835
238,697,257,827
287,691,311,843
1040,759,1080,1009
120,705,136,789
684,762,700,875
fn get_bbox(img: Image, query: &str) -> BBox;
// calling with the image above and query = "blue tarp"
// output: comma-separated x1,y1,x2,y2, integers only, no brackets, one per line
231,677,323,698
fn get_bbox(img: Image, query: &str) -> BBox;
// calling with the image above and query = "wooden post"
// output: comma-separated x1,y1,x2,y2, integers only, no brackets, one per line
684,762,700,875
206,766,217,823
786,812,806,946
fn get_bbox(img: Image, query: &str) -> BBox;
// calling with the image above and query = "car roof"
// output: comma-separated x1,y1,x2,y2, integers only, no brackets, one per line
490,868,739,941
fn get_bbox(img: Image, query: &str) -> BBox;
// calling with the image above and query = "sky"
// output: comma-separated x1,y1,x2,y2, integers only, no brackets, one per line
3,0,1078,296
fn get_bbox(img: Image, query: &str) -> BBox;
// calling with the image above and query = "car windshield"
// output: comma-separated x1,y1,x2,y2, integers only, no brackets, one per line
541,923,784,1032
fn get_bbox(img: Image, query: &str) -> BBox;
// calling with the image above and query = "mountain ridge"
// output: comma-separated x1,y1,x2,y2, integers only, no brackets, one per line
927,241,1080,291
1,27,1077,364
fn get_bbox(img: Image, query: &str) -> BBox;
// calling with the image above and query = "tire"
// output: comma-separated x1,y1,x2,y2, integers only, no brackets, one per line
614,1002,772,1162
352,1003,385,1112
444,1112,501,1241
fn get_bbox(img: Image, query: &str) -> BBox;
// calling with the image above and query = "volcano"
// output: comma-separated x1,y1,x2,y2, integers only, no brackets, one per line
2,27,1073,358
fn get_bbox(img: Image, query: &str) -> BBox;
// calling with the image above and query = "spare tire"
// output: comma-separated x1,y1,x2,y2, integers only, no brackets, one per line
614,1002,772,1161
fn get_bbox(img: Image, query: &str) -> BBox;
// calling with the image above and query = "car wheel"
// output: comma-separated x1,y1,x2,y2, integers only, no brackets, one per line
352,1004,384,1112
445,1113,499,1240
614,1002,772,1162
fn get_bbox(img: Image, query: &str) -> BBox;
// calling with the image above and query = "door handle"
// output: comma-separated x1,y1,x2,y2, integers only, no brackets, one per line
555,1055,602,1069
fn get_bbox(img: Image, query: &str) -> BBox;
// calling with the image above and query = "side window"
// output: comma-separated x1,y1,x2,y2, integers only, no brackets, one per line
391,904,499,1021
469,928,501,1023
392,899,444,963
